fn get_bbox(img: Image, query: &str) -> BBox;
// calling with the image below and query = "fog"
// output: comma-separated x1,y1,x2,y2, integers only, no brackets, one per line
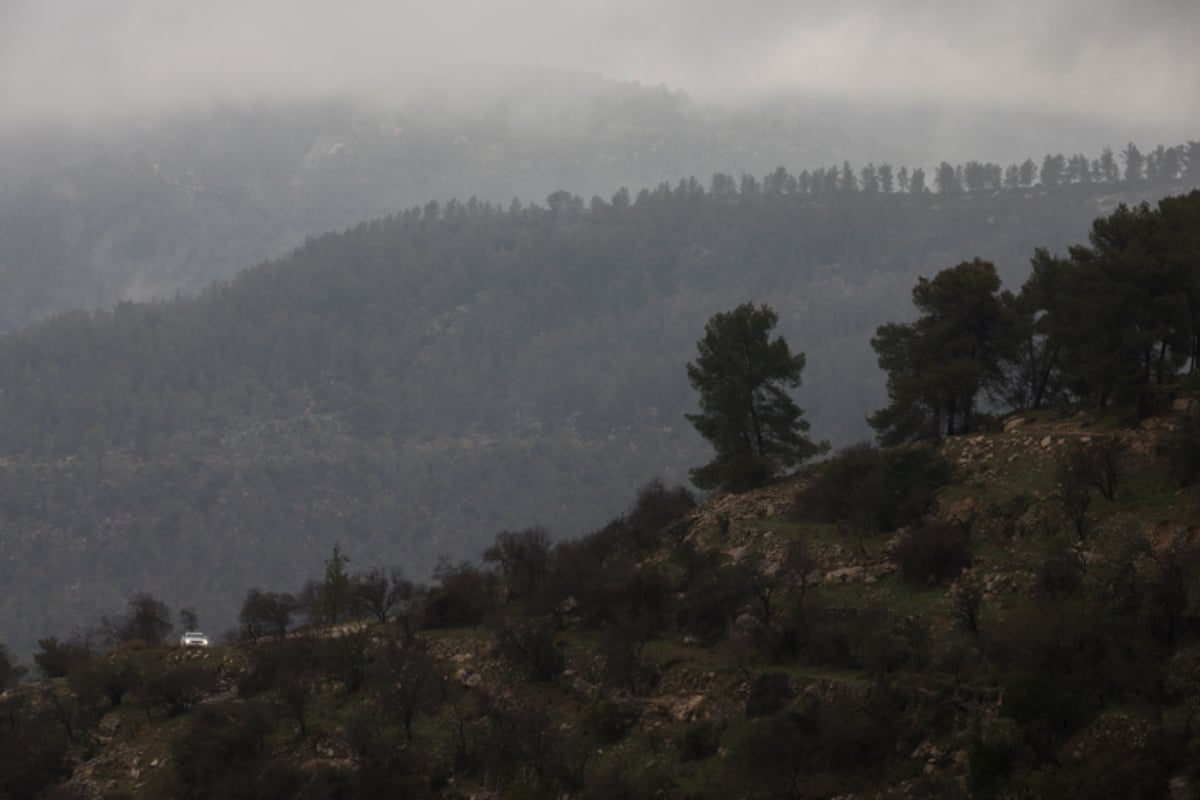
3,0,1198,134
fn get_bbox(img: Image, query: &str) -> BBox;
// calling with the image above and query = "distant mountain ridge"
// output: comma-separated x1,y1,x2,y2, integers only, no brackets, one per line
0,72,1189,328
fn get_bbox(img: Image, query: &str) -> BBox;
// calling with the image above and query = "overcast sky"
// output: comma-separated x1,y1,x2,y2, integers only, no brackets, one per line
3,0,1199,131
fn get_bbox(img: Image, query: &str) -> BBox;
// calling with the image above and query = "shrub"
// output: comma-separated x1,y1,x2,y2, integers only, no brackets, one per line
69,657,139,708
675,719,722,762
675,562,752,643
110,591,172,644
582,697,635,744
852,607,932,678
492,619,564,682
1058,435,1126,502
1160,413,1200,487
892,522,971,586
968,721,1020,795
368,636,443,743
745,671,793,718
171,700,274,796
421,560,496,629
483,528,551,600
141,662,215,718
582,759,676,800
625,479,696,551
599,623,658,696
0,694,73,799
237,637,320,696
1036,539,1084,600
238,589,296,641
796,443,952,534
885,446,955,528
0,643,26,689
33,637,93,679
318,629,371,695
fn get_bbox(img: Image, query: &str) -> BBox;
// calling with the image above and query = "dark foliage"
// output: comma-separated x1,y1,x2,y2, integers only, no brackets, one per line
723,696,896,798
171,700,275,798
33,637,94,679
0,643,26,690
1016,192,1200,407
581,697,636,744
1035,539,1085,601
483,528,551,601
318,629,371,696
492,618,564,682
686,303,828,490
421,561,496,629
1060,435,1127,502
951,570,984,635
109,592,172,645
0,693,73,799
69,656,140,709
599,622,659,696
985,605,1151,758
624,479,696,552
675,719,722,762
1160,411,1200,486
238,589,297,642
892,522,972,586
367,635,443,744
745,671,794,718
301,544,355,626
352,567,416,624
870,259,1017,443
142,662,217,719
582,759,676,800
796,443,953,534
675,561,753,643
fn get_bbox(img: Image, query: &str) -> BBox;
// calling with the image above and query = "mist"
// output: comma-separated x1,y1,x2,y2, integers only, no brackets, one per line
4,0,1198,136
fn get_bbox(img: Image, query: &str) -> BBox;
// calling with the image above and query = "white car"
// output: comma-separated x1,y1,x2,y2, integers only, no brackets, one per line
179,631,210,647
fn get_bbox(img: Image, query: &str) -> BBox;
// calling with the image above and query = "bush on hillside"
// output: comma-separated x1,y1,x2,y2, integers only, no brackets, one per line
421,560,496,629
33,637,94,680
796,443,952,534
892,522,971,586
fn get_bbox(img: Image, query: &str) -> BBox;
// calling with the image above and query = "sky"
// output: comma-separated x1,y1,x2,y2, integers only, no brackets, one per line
2,0,1199,131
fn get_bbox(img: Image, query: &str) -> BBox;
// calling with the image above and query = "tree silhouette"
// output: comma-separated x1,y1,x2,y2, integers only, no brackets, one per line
870,260,1016,444
685,303,827,491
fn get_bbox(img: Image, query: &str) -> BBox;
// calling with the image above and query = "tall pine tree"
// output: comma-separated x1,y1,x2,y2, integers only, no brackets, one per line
686,303,827,492
870,260,1016,444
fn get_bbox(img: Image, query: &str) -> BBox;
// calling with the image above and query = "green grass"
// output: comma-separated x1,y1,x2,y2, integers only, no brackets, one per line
421,625,492,644
740,518,856,548
775,663,873,687
816,572,945,617
642,639,726,673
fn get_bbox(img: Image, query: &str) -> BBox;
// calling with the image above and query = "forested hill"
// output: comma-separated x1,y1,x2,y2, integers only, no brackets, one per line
0,172,1196,657
1,76,1194,331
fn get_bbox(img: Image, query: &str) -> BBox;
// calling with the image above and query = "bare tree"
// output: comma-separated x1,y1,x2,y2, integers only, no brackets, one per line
238,589,297,641
105,592,171,645
352,567,416,624
483,528,551,600
178,606,199,632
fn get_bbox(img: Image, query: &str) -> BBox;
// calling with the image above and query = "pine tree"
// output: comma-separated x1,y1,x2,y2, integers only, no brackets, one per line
869,260,1017,444
686,303,827,492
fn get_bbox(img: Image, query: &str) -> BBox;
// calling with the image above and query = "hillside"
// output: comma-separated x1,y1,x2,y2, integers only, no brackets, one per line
5,402,1200,798
1,178,1197,658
